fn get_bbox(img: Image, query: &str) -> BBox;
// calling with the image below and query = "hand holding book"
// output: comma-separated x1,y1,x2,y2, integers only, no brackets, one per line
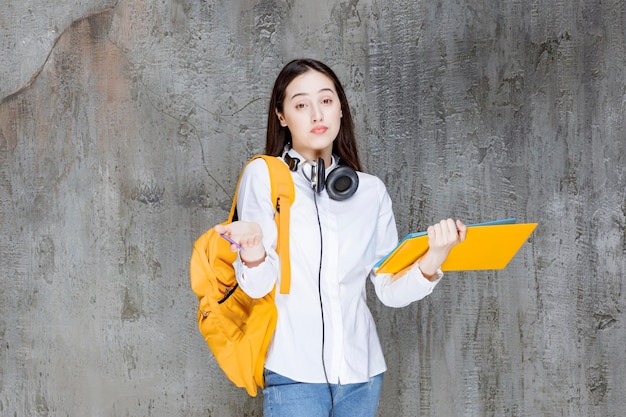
416,219,467,279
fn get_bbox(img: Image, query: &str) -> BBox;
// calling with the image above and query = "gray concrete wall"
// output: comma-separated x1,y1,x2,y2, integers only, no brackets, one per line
1,0,624,416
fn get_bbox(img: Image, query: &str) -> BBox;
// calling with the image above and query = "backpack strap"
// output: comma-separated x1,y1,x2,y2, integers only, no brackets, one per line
228,155,295,294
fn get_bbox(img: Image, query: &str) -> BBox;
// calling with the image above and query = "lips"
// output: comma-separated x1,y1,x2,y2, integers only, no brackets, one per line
311,125,328,134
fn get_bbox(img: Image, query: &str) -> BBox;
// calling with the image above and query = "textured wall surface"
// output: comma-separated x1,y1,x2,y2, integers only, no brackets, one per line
1,1,624,416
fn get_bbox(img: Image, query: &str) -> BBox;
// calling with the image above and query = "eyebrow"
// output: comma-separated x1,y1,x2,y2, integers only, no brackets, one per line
289,88,336,101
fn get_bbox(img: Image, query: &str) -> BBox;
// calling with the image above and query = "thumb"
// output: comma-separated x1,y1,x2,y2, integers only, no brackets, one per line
213,223,228,234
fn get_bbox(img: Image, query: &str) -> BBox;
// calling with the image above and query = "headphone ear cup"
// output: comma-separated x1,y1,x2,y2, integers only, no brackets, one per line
326,166,359,201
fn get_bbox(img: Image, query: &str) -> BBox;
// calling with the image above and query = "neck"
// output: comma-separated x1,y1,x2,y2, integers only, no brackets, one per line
292,148,332,167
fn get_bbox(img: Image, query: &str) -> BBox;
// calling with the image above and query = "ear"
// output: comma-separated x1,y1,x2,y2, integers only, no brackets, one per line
275,110,287,127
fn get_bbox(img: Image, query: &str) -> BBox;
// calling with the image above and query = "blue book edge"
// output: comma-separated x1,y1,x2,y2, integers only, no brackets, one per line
373,218,517,269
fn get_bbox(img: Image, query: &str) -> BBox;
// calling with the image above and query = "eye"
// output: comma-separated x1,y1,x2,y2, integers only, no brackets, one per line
321,98,333,105
295,103,307,110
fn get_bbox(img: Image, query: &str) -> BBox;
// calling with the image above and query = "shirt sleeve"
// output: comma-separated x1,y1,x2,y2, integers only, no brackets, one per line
369,183,443,308
231,159,281,299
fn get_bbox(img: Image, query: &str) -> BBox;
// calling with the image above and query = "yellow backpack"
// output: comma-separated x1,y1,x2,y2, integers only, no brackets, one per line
189,155,295,397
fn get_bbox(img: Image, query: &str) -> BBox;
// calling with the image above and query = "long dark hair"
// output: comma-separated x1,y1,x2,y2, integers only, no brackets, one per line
264,59,362,171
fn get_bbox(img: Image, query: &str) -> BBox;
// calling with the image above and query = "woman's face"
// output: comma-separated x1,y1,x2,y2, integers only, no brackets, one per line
276,70,342,163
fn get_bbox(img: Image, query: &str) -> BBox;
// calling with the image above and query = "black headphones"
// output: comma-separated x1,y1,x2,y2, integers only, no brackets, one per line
284,153,359,201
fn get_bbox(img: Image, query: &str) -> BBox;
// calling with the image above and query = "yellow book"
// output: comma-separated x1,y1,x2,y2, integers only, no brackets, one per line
374,218,537,274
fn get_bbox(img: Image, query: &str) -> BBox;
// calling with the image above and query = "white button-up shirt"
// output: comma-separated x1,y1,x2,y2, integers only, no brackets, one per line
233,150,441,384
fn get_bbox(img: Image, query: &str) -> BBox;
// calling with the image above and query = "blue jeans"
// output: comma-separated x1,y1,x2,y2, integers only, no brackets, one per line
262,369,384,417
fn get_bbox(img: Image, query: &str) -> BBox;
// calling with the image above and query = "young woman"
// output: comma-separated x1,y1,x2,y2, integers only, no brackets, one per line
214,59,466,417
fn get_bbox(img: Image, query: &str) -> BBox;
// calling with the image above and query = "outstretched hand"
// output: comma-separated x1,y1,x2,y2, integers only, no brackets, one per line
418,219,467,280
214,221,266,267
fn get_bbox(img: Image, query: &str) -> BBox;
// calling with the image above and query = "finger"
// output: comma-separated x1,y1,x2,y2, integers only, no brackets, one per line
430,223,440,238
456,219,467,241
426,225,435,240
214,223,228,234
434,219,452,241
444,218,456,236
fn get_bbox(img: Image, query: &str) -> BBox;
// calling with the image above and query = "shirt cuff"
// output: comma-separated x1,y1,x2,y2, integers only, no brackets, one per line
233,251,276,298
412,264,443,296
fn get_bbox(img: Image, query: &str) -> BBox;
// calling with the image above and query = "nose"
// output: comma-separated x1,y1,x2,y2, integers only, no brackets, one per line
311,104,323,122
